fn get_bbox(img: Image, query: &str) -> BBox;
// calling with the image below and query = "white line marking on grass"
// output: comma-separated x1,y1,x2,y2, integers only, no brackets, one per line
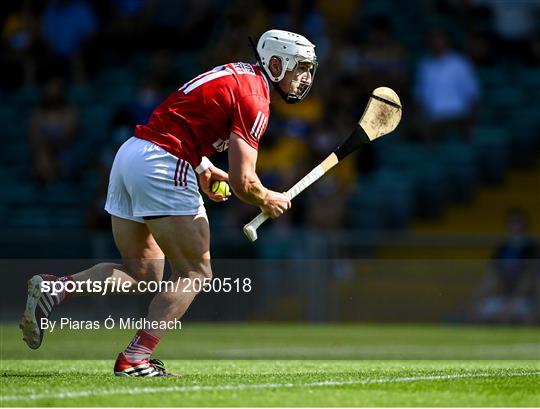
2,371,539,402
218,343,540,357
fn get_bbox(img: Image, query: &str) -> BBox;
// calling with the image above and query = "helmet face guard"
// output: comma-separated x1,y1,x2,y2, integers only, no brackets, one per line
251,30,317,104
283,59,318,103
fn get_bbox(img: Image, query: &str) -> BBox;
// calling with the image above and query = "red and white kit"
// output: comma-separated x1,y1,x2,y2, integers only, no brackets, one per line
105,62,270,221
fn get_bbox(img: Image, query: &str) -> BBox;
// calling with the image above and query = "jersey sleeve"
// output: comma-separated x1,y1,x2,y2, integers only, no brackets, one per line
231,95,269,150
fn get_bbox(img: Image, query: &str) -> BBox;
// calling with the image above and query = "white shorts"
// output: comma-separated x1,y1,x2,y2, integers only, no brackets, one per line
104,137,205,223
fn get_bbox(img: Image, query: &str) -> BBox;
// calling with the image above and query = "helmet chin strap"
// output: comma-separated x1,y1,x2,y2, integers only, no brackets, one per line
268,73,302,104
248,36,302,104
285,79,305,103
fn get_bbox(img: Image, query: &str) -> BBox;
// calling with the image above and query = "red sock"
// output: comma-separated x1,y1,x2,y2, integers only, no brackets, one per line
123,330,160,362
40,274,73,303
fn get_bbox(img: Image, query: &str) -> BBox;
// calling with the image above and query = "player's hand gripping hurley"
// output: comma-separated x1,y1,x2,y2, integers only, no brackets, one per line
243,87,402,241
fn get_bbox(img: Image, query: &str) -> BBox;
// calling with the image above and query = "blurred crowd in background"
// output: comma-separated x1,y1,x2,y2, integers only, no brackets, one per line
1,0,539,323
2,0,540,227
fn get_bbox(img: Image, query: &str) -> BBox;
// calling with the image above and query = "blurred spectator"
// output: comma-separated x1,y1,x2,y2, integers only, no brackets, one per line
41,0,97,57
463,30,494,67
40,0,98,82
112,0,146,15
529,32,540,67
356,16,409,98
258,132,310,193
144,0,217,50
304,175,348,229
148,49,178,94
86,110,132,229
99,0,149,60
28,78,79,186
268,0,331,63
303,110,358,230
473,209,539,324
0,1,37,91
0,0,538,265
128,80,162,125
414,28,480,142
206,0,268,66
471,0,540,64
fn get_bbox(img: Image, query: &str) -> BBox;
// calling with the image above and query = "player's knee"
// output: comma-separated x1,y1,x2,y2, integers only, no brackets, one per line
184,265,213,282
140,259,165,282
122,259,165,282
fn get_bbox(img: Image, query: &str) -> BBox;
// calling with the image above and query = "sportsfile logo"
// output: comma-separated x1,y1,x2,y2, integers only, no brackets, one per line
40,277,253,296
41,278,132,296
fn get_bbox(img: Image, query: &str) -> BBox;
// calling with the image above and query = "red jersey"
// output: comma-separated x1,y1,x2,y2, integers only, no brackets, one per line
134,62,270,167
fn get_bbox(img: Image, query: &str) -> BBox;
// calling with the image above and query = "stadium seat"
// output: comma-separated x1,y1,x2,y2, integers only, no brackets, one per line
49,208,84,228
43,183,86,206
80,169,101,191
67,85,96,106
477,105,498,124
259,234,302,258
487,87,524,112
96,67,136,88
11,86,41,108
362,0,394,16
376,141,421,170
10,206,50,228
0,105,16,126
472,126,510,183
348,185,385,230
478,67,507,88
435,141,478,202
369,169,415,229
2,144,30,170
0,106,26,142
79,105,114,144
0,184,36,205
127,53,151,77
175,52,202,81
506,108,540,167
410,162,448,219
374,141,446,220
101,84,136,108
349,175,397,230
518,68,540,89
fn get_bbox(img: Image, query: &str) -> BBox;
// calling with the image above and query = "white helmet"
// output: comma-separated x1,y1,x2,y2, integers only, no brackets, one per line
255,29,317,103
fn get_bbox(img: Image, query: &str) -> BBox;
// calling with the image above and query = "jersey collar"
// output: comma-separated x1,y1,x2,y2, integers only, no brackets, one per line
257,65,270,95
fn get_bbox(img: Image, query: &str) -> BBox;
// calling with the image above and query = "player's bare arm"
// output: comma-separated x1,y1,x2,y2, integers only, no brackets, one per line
228,133,290,218
243,87,402,241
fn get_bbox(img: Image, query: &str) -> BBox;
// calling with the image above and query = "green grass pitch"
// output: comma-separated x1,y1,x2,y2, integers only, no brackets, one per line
1,323,539,406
